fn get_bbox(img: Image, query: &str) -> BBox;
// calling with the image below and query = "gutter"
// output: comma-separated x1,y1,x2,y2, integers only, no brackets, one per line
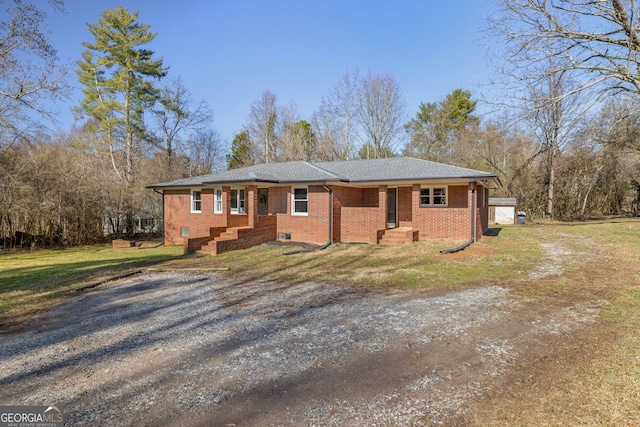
284,184,333,255
440,179,476,254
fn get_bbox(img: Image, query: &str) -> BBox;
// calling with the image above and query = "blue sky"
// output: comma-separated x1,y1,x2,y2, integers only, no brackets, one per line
45,1,498,146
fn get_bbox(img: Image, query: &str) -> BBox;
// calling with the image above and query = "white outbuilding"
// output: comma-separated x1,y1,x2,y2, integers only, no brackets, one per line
488,198,517,224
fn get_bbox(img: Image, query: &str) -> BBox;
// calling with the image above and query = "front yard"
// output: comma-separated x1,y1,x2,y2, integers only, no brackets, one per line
0,219,639,425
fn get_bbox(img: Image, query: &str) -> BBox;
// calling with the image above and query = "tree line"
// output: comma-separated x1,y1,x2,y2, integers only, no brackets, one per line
1,1,639,248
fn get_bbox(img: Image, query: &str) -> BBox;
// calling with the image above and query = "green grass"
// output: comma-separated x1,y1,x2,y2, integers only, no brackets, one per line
466,219,640,426
3,220,637,323
0,244,182,321
159,226,549,292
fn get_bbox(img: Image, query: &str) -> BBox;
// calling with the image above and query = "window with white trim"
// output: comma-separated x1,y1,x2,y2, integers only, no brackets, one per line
214,189,223,214
292,187,308,215
420,186,447,206
230,189,246,214
191,189,202,213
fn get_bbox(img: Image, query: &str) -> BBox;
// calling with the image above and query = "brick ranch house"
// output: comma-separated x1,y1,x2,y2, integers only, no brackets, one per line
148,157,501,255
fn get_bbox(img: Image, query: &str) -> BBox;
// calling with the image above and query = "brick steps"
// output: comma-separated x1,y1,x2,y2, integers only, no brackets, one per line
379,227,418,245
198,227,246,254
194,219,277,255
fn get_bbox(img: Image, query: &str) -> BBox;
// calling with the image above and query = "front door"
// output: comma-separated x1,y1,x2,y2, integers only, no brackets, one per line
258,188,268,216
387,188,397,228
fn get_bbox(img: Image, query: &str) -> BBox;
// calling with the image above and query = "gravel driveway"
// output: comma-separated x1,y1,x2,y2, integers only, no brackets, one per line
0,271,603,426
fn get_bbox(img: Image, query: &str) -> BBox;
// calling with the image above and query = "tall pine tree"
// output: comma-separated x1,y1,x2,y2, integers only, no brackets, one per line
76,6,167,237
404,89,478,162
76,6,167,184
226,130,254,170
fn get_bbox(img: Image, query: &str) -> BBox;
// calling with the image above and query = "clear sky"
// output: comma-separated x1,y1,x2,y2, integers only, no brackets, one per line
45,0,498,146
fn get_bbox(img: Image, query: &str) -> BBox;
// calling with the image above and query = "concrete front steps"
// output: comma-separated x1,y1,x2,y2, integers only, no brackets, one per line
379,227,419,245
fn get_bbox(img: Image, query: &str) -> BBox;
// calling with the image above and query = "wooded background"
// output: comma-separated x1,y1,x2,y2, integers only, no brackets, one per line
2,1,639,248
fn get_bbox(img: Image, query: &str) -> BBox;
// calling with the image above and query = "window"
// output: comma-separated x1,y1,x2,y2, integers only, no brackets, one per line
420,188,430,205
191,189,202,213
433,188,446,205
214,189,222,214
292,187,308,215
420,186,447,206
230,189,245,214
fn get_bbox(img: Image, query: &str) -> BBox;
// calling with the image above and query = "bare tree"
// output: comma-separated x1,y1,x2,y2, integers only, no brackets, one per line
313,71,360,160
356,72,406,158
184,128,225,176
152,77,212,158
0,0,68,146
465,116,540,199
594,94,640,153
311,107,342,161
489,0,640,103
529,69,572,219
247,90,280,163
553,122,634,219
0,131,107,248
488,0,595,220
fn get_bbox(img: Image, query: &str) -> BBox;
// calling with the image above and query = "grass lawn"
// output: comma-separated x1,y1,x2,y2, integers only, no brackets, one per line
0,243,183,323
163,226,545,290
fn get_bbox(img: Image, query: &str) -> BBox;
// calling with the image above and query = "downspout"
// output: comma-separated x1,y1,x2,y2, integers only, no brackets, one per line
440,179,475,254
284,184,333,255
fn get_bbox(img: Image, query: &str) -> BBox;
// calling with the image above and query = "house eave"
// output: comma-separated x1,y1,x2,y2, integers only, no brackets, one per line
149,176,501,190
341,176,501,189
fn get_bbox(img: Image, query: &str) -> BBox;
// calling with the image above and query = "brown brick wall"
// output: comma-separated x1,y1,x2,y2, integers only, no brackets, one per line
339,207,386,243
411,184,471,241
336,185,386,243
269,187,288,214
335,186,363,208
163,182,490,248
397,186,413,227
164,189,226,245
277,185,331,244
362,187,379,207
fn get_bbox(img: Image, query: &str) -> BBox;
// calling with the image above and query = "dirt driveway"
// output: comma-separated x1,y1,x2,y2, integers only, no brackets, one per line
0,243,606,427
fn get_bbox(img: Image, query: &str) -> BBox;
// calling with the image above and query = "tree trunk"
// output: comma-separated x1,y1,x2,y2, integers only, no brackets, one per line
580,165,604,216
546,144,555,219
125,90,133,184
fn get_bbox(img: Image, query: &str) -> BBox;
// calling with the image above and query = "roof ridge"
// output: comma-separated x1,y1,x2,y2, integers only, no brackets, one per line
302,161,345,181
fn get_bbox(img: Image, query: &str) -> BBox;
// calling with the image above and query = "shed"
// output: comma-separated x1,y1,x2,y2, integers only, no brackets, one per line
489,198,517,224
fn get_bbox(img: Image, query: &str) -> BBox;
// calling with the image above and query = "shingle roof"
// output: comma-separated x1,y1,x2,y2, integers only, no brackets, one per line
488,198,517,206
148,157,500,188
316,157,496,182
